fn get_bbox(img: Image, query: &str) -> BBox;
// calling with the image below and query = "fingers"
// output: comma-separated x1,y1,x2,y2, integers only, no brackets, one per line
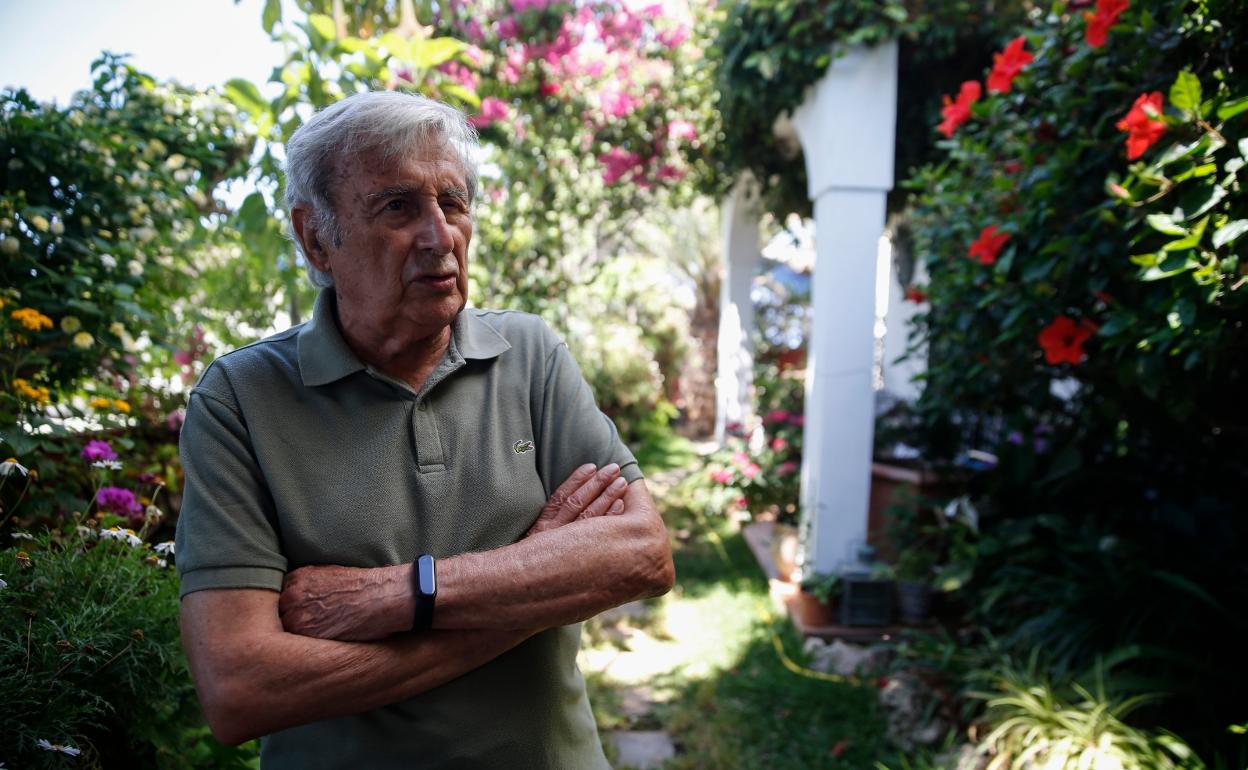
563,463,621,516
577,476,629,520
547,463,598,511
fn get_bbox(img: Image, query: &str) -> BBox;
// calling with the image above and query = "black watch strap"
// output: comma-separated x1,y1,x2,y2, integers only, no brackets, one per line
412,554,437,631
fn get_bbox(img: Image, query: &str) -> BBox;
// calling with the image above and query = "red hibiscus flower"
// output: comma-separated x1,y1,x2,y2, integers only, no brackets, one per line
1085,0,1129,48
1116,92,1166,160
1038,315,1099,365
987,36,1034,94
938,80,982,138
905,286,928,303
968,225,1010,265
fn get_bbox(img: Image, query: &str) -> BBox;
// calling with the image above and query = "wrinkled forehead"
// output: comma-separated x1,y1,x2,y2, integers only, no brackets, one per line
331,137,468,199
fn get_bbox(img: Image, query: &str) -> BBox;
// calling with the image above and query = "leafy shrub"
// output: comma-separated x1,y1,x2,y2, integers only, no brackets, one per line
0,530,257,768
904,0,1247,758
970,661,1204,770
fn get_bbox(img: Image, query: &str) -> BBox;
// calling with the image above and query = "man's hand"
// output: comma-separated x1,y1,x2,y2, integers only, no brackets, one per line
279,463,630,639
525,462,629,538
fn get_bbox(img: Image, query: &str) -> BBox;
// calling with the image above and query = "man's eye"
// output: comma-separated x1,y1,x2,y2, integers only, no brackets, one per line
385,199,405,211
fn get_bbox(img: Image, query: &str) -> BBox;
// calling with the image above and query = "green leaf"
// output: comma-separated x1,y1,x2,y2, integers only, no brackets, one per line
1216,95,1248,121
412,37,466,69
308,13,337,41
224,78,267,116
1212,219,1248,249
262,0,282,34
1169,70,1202,114
1145,213,1186,236
1021,256,1058,282
1162,215,1208,251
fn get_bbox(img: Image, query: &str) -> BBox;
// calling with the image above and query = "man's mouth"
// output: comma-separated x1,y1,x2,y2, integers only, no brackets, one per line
415,273,457,291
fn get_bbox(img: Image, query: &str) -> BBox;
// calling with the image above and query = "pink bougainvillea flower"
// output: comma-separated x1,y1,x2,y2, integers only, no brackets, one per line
470,97,511,128
987,36,1034,94
710,468,734,484
938,80,981,138
742,463,761,480
1116,92,1166,160
666,119,697,142
777,461,799,477
658,24,690,48
599,87,639,118
770,437,788,452
765,409,791,424
1085,0,1129,48
437,60,479,92
82,440,118,463
968,225,1010,265
1038,315,1099,365
540,81,561,97
599,146,643,185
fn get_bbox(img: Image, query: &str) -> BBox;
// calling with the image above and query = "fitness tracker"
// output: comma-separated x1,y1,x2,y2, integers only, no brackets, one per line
412,554,437,631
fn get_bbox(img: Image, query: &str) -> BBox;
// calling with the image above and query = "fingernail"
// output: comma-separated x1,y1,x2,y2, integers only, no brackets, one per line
603,463,620,475
610,477,627,491
579,463,596,474
609,500,624,513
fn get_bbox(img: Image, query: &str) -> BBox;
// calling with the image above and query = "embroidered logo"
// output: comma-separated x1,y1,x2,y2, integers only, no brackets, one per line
512,439,535,455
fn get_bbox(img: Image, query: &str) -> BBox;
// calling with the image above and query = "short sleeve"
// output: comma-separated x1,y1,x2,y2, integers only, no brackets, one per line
535,340,643,498
174,365,287,598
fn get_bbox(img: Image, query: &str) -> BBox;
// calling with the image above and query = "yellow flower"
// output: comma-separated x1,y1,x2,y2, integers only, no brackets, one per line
60,315,81,334
113,399,131,413
109,321,126,337
89,397,113,410
72,331,94,349
10,307,53,332
12,378,51,405
29,215,49,232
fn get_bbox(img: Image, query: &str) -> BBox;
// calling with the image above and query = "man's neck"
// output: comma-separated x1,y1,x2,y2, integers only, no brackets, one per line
336,304,453,393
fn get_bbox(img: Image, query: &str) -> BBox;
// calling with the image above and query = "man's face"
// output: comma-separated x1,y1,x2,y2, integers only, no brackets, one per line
315,142,473,340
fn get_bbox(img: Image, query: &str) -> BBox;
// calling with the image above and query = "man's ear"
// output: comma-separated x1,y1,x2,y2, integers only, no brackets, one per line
290,205,331,274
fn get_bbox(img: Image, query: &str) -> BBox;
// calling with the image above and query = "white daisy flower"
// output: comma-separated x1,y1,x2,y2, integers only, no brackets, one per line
92,460,123,471
100,527,142,547
37,739,82,755
0,458,28,477
0,575,8,589
153,541,175,557
10,532,33,540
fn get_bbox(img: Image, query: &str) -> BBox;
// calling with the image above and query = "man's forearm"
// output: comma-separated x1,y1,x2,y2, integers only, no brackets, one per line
279,479,674,639
182,589,531,746
435,480,674,630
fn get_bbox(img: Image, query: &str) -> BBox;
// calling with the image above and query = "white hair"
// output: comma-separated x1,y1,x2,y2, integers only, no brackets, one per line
283,91,480,288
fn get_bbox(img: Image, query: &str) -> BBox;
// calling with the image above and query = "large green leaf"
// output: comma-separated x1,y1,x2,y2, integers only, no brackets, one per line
308,13,337,42
224,78,267,117
1216,95,1248,121
1169,70,1202,114
1211,219,1248,249
262,0,282,34
412,37,467,69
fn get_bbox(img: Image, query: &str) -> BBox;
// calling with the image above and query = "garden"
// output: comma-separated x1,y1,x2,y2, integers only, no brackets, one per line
2,0,1246,767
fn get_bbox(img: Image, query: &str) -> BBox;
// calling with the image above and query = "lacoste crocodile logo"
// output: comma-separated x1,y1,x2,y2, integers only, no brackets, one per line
512,439,535,455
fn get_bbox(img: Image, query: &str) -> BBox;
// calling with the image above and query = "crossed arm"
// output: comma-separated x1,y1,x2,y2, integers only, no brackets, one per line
180,466,673,746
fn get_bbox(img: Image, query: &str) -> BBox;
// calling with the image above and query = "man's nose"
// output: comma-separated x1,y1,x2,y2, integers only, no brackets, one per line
415,202,454,255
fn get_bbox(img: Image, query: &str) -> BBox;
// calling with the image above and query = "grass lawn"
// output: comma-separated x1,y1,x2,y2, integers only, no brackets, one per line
579,454,896,769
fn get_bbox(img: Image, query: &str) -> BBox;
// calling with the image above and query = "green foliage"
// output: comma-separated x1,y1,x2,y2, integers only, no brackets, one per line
0,55,252,403
707,0,1030,216
970,660,1204,770
0,530,258,768
902,0,1248,760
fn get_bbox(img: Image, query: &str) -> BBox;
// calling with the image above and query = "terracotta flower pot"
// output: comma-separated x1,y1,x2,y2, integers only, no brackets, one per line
793,589,835,628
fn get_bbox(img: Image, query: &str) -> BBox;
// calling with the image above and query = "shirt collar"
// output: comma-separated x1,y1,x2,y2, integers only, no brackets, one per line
297,289,512,387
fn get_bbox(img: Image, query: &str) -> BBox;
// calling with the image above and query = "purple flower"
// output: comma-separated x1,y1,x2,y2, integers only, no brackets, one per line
97,486,141,517
82,440,118,463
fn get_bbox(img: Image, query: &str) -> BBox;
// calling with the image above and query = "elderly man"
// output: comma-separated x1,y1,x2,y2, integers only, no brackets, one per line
175,91,674,768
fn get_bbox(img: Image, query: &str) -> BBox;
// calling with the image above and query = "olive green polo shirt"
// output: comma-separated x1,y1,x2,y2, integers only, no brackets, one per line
175,289,642,769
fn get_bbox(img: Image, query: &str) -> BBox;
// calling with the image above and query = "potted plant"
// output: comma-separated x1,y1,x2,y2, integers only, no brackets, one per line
893,548,937,624
794,572,839,628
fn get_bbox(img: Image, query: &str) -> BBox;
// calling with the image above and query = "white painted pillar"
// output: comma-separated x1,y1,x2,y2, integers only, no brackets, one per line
715,177,761,443
791,43,898,574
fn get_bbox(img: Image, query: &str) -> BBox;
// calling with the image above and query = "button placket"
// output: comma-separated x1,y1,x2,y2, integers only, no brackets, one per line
412,399,446,473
